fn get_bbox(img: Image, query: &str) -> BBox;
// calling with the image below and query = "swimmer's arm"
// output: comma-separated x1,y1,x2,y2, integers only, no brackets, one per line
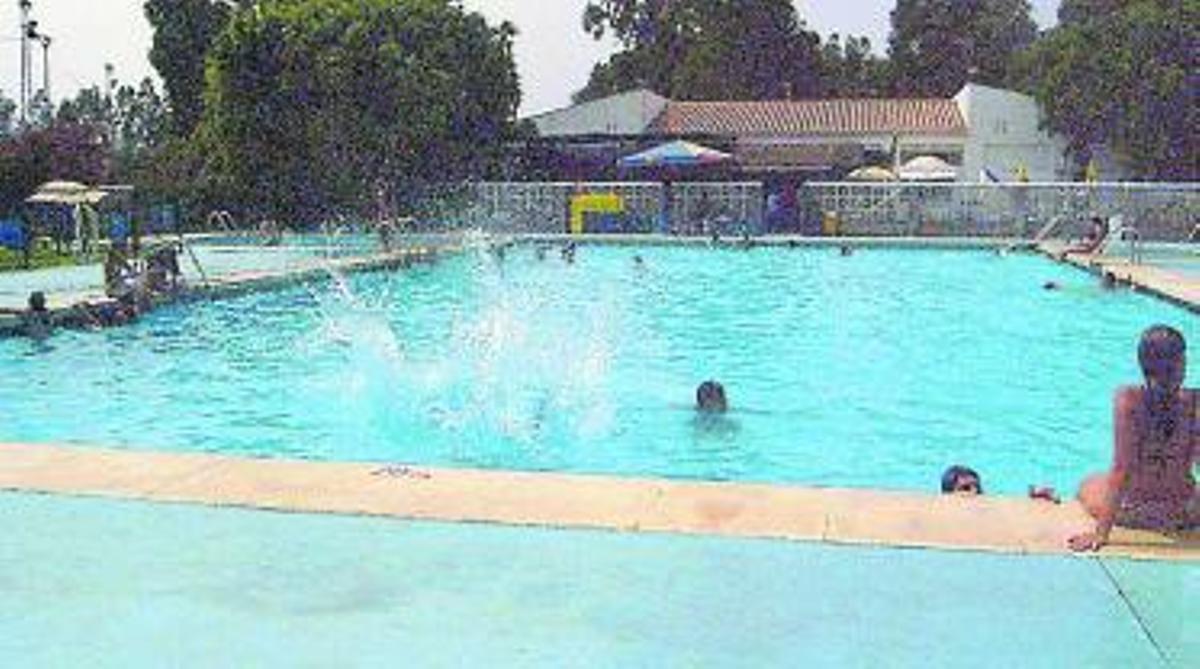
1096,389,1138,542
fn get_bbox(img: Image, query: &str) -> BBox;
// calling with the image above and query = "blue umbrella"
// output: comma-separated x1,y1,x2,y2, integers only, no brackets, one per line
617,140,732,169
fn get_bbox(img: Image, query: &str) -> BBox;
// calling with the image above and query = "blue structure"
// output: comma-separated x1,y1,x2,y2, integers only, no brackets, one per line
0,219,27,251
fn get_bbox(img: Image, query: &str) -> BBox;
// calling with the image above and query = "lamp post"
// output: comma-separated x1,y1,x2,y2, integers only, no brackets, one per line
38,33,51,107
18,0,32,125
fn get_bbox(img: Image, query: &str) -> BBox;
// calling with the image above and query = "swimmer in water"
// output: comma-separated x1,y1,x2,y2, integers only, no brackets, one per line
696,380,728,413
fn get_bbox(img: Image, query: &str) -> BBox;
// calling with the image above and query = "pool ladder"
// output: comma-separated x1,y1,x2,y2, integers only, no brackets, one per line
206,210,236,232
1101,216,1142,264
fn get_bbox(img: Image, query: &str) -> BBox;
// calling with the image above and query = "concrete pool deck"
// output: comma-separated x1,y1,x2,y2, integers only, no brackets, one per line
0,242,448,335
2,443,1195,562
1037,240,1199,311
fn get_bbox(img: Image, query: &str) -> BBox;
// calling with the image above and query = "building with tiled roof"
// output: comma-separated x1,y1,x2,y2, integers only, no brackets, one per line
526,83,1071,182
650,98,967,137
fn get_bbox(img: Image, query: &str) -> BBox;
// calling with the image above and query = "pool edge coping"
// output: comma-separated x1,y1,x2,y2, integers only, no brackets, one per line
2,442,1195,563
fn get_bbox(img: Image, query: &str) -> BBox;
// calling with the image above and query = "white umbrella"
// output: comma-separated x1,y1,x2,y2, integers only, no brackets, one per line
898,156,957,181
25,181,109,205
846,165,898,182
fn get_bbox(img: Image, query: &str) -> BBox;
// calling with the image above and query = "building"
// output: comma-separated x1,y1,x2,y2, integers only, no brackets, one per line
526,83,1077,183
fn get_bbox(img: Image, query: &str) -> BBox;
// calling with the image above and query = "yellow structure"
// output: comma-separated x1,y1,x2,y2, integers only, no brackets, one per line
822,211,841,236
568,193,624,234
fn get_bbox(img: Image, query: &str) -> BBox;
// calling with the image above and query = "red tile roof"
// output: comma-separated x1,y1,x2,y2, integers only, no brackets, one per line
651,99,967,137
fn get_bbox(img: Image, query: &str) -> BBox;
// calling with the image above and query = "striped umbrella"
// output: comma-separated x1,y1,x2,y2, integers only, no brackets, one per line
617,140,731,168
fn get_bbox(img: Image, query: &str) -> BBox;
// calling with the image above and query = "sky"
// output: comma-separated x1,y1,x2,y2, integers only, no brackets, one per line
0,1,1062,119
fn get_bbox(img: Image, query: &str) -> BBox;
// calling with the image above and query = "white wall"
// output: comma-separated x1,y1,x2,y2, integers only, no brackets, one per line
528,89,669,137
955,84,1071,182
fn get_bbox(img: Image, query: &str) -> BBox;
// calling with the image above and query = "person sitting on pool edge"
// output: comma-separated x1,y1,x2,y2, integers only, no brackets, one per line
941,465,1060,502
1069,325,1197,551
1062,215,1109,257
696,380,728,413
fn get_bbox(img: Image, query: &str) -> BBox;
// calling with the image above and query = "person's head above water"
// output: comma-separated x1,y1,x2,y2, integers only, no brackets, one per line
28,291,46,312
1138,325,1186,394
941,465,982,495
695,380,728,413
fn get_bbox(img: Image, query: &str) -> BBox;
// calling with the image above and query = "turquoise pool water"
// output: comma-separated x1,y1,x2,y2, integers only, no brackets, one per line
0,492,1187,667
0,245,1193,493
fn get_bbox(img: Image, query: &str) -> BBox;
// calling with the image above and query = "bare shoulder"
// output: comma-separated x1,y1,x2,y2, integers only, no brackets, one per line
1113,385,1141,409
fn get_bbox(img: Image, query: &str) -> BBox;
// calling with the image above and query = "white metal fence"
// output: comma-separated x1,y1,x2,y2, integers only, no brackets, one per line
456,181,764,235
807,182,1200,241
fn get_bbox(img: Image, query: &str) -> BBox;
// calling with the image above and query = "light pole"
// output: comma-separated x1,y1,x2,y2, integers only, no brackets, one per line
18,0,32,125
38,33,51,107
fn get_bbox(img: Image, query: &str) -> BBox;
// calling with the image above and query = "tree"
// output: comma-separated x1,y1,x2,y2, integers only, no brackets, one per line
144,0,237,137
888,0,1038,97
1058,0,1133,24
819,34,889,98
0,89,17,137
0,123,110,214
56,77,168,178
576,0,823,102
1018,0,1198,179
203,0,521,223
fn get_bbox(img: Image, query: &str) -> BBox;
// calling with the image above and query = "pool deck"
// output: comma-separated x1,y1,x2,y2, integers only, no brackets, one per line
1037,240,1199,312
0,242,447,335
2,443,1195,562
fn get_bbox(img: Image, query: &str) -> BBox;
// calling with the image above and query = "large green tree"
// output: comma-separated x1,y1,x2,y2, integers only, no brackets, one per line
1019,0,1197,179
1057,0,1134,24
888,0,1038,97
576,0,822,102
819,34,889,98
0,123,110,214
203,0,520,222
56,77,169,180
144,0,241,136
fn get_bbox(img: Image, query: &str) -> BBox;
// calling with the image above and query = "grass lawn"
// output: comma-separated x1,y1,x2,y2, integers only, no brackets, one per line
0,245,101,272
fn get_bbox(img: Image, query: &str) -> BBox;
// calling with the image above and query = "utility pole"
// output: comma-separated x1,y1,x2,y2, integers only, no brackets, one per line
18,0,32,125
39,33,51,107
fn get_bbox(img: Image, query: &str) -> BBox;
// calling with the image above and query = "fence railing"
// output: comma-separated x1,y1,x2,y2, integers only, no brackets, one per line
189,181,1198,244
807,182,1200,241
456,181,764,235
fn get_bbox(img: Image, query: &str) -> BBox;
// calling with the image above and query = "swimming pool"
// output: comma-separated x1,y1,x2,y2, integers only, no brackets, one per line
0,244,1193,494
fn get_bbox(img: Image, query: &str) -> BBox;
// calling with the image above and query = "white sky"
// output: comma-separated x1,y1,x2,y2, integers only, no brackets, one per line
0,1,1061,118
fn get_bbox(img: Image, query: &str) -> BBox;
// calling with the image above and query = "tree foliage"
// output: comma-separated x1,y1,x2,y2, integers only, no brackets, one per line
819,35,889,98
888,0,1037,96
1058,0,1135,24
576,0,822,102
56,77,169,182
203,0,520,222
0,124,109,214
0,89,15,138
144,0,239,136
1018,0,1197,179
